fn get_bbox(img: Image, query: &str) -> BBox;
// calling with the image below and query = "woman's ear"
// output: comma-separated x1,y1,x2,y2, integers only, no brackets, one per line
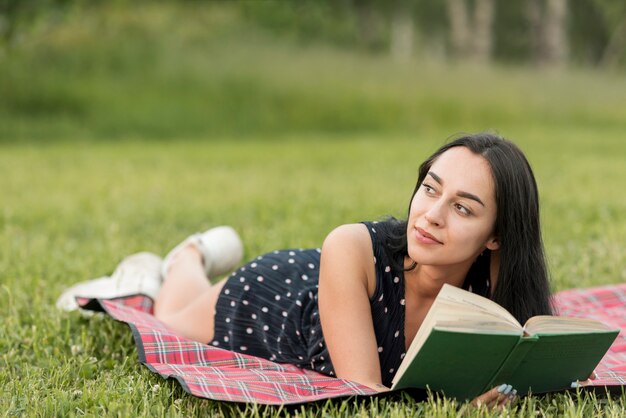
486,237,500,251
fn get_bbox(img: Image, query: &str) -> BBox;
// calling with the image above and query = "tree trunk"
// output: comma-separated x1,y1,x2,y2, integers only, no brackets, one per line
446,0,470,60
446,0,494,63
600,17,626,69
472,0,495,63
526,0,544,65
543,0,568,67
390,0,414,62
353,0,378,50
526,0,569,67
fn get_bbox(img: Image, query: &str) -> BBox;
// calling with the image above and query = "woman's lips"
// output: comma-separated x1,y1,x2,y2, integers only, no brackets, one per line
415,227,443,245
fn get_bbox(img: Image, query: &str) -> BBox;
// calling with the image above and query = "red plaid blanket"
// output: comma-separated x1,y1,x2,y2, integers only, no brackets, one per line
553,284,626,388
79,283,626,404
78,296,376,404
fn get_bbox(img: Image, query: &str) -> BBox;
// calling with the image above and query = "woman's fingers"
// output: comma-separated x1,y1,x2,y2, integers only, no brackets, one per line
471,385,499,407
472,384,517,409
492,384,516,409
497,388,517,408
462,384,517,416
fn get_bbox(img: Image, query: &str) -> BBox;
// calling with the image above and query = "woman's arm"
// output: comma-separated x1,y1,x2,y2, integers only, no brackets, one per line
318,224,385,390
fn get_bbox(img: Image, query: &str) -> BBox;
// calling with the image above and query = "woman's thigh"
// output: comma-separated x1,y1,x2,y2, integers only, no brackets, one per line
158,279,227,344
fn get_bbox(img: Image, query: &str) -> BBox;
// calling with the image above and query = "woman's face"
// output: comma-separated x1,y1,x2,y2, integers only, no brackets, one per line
406,146,499,269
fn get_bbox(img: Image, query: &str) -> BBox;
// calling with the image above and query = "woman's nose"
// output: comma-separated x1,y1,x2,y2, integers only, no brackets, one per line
424,201,445,227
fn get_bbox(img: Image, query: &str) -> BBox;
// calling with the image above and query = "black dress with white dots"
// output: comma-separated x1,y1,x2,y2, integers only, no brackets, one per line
209,221,407,387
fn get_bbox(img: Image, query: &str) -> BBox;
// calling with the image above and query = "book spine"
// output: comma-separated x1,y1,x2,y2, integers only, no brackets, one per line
483,336,538,392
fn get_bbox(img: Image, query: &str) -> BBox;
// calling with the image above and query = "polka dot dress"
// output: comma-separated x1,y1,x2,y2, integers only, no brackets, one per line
209,221,407,387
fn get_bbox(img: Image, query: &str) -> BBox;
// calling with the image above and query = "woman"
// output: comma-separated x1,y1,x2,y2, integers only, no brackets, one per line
58,133,552,407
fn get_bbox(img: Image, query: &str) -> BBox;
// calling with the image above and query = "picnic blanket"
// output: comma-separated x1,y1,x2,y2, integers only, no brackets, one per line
79,283,626,404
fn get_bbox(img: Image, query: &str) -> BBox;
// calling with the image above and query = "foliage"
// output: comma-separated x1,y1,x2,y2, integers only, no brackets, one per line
1,2,626,142
238,0,626,66
0,0,74,43
2,0,626,67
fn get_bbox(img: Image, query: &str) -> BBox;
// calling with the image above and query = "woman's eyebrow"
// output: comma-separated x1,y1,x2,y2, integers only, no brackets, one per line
427,171,443,185
457,191,485,207
427,171,485,207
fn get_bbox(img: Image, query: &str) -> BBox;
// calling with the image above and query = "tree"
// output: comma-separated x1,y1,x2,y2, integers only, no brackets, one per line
390,0,415,62
445,0,495,63
0,0,73,47
352,0,388,51
592,0,626,69
526,0,569,67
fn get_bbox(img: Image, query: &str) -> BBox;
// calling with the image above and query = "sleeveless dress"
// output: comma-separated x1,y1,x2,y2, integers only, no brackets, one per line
208,221,407,387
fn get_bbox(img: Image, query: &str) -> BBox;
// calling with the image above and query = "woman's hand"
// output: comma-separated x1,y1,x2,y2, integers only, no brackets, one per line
470,384,517,409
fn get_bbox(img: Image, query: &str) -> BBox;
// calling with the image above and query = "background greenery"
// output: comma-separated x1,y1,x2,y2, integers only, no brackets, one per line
1,1,625,416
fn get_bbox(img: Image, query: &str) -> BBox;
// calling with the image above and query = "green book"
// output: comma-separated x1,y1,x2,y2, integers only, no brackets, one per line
390,284,619,400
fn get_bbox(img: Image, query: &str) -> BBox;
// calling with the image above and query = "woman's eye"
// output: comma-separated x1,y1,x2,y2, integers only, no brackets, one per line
455,203,471,216
422,183,435,194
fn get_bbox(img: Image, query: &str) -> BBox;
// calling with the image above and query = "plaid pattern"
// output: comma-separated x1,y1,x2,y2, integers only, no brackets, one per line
553,284,626,388
80,295,376,404
79,283,626,404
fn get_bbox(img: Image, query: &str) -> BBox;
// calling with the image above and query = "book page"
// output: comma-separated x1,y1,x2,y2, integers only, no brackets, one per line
436,285,521,328
435,320,525,335
431,301,520,329
524,315,612,335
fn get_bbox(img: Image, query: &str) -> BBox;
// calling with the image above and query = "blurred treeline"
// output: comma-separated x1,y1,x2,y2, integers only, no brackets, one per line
2,0,625,69
244,0,626,69
1,0,625,142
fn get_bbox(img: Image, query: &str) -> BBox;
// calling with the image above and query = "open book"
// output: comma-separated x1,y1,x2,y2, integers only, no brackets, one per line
391,284,619,399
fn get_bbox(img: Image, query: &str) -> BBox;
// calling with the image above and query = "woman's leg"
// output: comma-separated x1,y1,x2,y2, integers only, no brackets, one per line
154,245,225,343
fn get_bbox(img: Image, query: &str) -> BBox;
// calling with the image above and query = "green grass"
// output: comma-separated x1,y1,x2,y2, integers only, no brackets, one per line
1,2,626,416
2,134,626,416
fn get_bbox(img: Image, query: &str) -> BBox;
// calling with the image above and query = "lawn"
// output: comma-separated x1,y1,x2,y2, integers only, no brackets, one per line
1,2,626,416
2,133,625,416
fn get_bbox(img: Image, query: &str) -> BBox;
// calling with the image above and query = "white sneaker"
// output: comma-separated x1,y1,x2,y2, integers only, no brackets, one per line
56,276,117,311
109,251,163,297
56,252,163,311
162,226,244,279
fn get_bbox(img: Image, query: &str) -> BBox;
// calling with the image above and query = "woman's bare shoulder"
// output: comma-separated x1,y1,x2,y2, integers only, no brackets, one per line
324,224,370,245
322,223,372,257
321,223,376,294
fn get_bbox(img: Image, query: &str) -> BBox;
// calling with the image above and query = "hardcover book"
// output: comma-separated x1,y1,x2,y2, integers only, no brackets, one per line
391,284,619,399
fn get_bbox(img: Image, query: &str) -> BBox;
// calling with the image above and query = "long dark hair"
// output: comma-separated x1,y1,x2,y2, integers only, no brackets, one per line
377,133,552,324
